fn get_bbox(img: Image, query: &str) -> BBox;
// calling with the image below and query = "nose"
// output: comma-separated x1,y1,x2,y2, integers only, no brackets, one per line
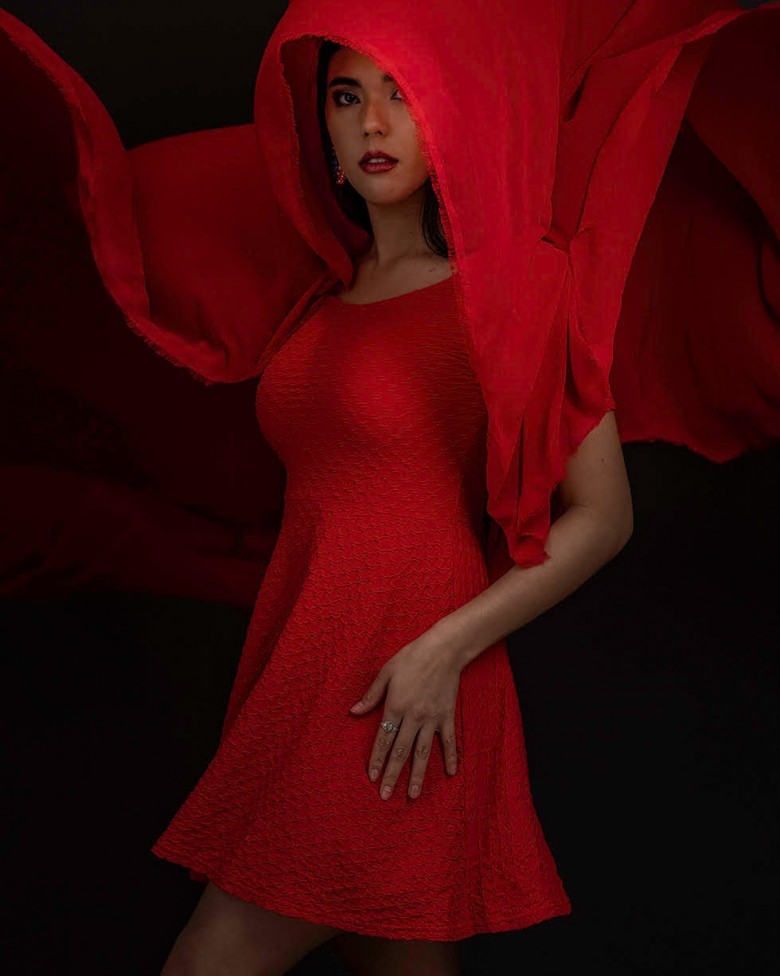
361,97,389,137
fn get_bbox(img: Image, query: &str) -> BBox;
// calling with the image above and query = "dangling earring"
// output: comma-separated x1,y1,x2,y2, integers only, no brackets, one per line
330,146,346,186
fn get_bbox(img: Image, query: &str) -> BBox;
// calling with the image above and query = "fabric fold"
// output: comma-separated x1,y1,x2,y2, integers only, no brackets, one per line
1,1,779,604
488,2,780,571
0,8,325,384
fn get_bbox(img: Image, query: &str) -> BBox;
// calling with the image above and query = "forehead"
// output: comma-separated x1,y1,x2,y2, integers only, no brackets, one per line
327,45,391,79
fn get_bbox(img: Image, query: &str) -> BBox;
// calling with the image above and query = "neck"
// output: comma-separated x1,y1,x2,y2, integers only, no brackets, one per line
362,185,433,270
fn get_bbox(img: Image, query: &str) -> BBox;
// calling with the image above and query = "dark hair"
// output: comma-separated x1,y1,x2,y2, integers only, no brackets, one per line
315,39,448,259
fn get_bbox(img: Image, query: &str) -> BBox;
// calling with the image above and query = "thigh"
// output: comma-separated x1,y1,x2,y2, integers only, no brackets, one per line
161,880,343,976
332,931,462,976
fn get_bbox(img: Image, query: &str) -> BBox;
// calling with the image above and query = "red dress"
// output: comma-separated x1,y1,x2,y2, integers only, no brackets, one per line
151,275,572,939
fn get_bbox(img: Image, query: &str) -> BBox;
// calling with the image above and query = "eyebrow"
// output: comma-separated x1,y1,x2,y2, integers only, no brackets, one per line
328,74,396,89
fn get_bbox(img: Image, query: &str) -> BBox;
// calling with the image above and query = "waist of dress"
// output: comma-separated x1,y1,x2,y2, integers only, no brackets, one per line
281,480,487,548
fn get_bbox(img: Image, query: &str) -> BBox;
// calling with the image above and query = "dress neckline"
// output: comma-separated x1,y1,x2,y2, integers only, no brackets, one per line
328,272,456,307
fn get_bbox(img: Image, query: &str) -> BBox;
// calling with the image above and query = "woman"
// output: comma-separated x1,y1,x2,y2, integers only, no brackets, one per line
152,36,629,973
1,1,779,974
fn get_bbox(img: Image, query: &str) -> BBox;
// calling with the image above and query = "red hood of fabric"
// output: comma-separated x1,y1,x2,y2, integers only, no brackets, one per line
251,0,763,573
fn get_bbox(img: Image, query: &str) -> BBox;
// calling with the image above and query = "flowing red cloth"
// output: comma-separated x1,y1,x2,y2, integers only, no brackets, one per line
1,2,778,604
1,2,778,595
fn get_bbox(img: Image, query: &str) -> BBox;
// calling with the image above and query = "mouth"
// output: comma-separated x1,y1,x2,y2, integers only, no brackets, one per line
359,152,399,173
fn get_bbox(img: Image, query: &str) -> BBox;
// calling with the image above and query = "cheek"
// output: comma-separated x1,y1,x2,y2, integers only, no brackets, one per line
325,107,345,145
409,146,432,184
403,122,431,174
325,116,337,144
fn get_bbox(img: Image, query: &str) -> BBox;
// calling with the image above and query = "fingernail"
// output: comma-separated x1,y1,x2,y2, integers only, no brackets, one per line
381,786,392,799
369,768,378,782
409,785,420,798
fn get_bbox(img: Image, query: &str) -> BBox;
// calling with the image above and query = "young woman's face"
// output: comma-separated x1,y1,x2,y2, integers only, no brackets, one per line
324,45,430,205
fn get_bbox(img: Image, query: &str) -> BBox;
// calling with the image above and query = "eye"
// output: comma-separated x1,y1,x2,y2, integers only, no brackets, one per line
331,88,405,107
332,90,359,107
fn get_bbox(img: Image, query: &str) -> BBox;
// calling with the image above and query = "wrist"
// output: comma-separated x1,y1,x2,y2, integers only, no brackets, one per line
428,613,477,671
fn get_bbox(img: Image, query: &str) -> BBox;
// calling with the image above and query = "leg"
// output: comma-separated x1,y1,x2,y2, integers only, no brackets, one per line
332,931,463,976
160,880,343,976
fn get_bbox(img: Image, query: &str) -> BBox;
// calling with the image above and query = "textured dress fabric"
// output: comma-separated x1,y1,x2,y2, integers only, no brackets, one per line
151,275,572,939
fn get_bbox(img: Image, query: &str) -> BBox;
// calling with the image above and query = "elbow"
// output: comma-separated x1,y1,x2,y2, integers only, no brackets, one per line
589,501,633,559
611,506,634,555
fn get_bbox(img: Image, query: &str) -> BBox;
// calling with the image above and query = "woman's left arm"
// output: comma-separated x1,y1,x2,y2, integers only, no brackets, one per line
348,411,633,798
435,409,634,670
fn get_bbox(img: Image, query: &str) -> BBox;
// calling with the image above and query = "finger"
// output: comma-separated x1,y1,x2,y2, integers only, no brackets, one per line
367,713,404,784
438,716,458,775
378,722,419,800
349,668,390,713
407,724,436,799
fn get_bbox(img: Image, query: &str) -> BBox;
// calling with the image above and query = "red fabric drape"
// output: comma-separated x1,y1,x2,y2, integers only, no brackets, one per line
1,1,778,605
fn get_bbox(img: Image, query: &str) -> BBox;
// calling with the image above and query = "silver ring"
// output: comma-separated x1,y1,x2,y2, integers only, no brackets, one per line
380,719,400,734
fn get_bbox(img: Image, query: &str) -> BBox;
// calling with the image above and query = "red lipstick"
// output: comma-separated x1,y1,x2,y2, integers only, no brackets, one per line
359,151,398,174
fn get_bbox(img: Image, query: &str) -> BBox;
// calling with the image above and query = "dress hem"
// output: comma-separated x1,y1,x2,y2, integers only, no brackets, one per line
151,844,572,942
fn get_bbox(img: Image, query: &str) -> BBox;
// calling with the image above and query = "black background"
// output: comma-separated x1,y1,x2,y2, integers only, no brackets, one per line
3,2,779,974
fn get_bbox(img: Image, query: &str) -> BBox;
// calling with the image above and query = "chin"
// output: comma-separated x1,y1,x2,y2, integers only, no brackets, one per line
356,181,427,206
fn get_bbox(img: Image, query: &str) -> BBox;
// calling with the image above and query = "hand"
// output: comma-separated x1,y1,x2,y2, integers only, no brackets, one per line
348,633,463,801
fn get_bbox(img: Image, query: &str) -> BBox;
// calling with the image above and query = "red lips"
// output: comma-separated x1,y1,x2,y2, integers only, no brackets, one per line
359,151,398,164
